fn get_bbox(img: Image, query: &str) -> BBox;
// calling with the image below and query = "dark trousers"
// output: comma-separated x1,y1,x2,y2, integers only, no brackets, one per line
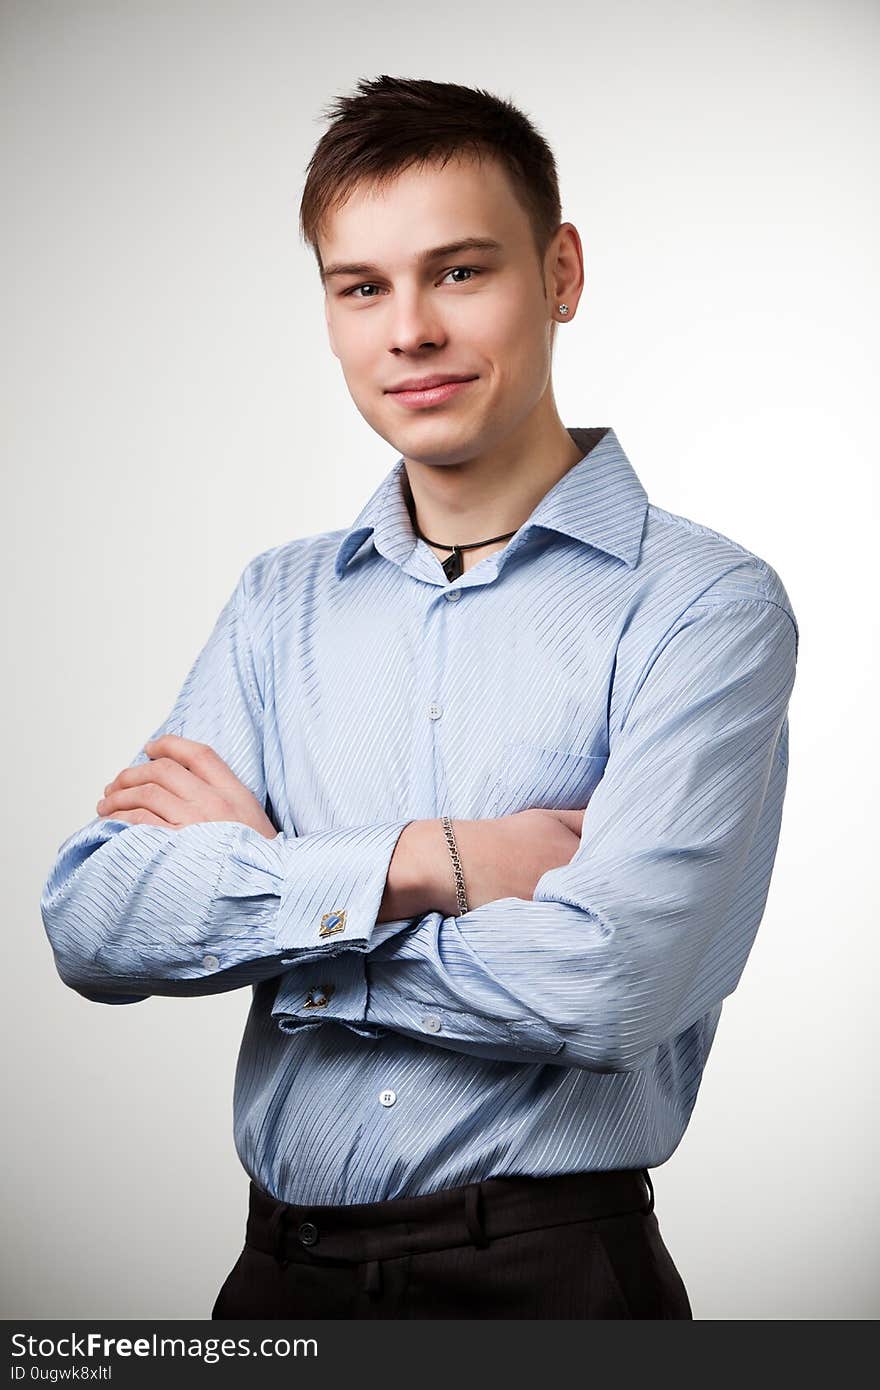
211,1167,693,1320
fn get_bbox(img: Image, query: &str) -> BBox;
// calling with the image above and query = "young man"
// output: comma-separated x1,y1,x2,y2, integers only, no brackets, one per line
41,75,798,1320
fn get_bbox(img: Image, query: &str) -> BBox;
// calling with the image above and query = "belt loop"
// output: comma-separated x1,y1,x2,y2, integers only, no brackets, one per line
267,1203,291,1268
643,1168,655,1214
361,1259,383,1296
464,1182,490,1249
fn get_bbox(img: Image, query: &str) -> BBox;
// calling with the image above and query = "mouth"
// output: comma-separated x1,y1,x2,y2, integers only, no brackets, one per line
385,377,478,409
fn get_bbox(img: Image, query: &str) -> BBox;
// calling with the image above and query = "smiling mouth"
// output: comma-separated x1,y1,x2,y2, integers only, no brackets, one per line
387,378,478,408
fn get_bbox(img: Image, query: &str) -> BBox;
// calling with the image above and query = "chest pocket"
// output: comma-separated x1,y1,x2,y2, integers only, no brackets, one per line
486,741,609,818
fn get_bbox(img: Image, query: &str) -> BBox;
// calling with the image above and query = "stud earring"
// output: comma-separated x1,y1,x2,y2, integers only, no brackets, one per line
558,304,570,315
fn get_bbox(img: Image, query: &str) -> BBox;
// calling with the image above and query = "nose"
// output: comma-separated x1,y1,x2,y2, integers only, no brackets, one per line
388,289,447,355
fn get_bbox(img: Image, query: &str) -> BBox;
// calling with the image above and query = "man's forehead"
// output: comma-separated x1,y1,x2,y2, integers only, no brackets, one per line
318,160,524,278
319,172,528,278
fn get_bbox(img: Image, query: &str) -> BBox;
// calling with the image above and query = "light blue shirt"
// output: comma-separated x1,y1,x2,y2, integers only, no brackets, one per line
41,425,799,1204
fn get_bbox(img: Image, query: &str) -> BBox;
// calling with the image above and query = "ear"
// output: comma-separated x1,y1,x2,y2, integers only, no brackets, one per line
549,222,585,320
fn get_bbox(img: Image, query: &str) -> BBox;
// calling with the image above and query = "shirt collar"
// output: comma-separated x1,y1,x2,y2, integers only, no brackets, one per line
333,425,649,581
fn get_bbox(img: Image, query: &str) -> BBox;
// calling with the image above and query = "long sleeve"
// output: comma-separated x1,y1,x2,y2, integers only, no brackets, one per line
270,597,798,1070
40,564,413,1003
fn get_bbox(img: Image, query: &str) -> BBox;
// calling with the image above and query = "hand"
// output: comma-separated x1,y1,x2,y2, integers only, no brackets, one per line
542,808,586,839
96,734,277,839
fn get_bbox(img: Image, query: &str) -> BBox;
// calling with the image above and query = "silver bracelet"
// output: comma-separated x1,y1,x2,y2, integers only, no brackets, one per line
441,815,470,916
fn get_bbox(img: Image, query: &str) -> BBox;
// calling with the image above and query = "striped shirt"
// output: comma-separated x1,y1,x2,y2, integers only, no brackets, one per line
40,425,799,1204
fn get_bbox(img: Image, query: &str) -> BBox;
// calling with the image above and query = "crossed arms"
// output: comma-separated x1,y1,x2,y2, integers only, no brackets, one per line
40,566,798,1072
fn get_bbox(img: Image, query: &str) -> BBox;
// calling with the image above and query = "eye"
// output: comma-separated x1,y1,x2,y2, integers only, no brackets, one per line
342,282,382,299
440,266,481,285
340,267,483,299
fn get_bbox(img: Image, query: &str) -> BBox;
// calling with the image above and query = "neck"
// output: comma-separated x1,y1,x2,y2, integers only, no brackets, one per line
402,407,585,576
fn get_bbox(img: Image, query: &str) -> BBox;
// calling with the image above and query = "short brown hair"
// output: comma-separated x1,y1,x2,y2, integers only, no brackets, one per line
299,75,562,281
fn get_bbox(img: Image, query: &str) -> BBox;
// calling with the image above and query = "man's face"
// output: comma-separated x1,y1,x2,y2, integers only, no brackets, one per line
319,153,559,466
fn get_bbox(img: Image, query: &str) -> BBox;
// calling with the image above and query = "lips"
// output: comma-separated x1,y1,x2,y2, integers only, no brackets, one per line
386,377,478,409
387,374,477,392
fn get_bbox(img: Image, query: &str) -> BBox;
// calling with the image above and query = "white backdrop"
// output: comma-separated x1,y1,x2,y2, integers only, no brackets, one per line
3,0,877,1320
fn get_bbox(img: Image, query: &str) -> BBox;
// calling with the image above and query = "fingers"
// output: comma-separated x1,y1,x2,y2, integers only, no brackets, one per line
104,753,205,804
97,781,199,825
97,808,175,828
142,735,243,792
98,735,246,830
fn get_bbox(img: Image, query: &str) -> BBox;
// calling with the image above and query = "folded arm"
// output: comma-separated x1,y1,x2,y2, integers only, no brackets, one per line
271,597,799,1071
40,565,417,1002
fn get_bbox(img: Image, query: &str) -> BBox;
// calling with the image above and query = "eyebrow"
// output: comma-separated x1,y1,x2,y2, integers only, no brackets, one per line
320,237,504,284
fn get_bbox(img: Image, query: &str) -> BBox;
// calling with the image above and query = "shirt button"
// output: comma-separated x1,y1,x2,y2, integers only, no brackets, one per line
422,1014,442,1033
428,703,442,719
202,954,220,972
445,589,461,602
379,1089,397,1107
298,1221,319,1246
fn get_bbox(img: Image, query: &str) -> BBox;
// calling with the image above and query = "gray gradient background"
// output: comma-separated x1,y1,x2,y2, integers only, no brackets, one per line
3,0,877,1320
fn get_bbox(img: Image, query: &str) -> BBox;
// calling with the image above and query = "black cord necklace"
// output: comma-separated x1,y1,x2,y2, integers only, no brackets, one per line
413,525,518,581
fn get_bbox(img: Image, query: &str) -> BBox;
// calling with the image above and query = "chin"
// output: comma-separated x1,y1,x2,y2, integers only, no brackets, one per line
393,419,486,464
389,403,487,441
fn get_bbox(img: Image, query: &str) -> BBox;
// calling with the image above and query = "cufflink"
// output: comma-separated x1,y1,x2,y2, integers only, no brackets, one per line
319,909,347,938
304,983,335,1010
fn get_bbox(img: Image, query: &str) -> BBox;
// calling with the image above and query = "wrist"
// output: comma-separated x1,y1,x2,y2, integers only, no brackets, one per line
383,818,453,919
440,815,471,916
